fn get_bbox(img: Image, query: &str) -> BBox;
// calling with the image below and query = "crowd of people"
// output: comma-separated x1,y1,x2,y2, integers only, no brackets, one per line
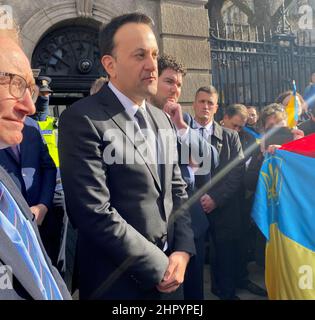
0,12,315,300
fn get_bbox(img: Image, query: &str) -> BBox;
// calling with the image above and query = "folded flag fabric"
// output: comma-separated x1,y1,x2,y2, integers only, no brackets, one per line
251,133,315,299
286,80,299,129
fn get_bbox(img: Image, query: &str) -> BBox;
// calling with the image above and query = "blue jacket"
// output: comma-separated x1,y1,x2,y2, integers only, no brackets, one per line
0,117,56,209
304,83,315,110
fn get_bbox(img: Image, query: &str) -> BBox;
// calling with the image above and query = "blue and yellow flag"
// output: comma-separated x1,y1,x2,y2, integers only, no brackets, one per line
286,80,299,129
252,134,315,299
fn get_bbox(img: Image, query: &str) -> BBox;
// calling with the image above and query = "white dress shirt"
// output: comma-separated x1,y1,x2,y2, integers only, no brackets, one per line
194,120,214,140
108,81,146,120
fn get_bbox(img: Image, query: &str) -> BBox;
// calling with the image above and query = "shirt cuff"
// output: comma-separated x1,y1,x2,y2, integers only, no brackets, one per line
176,127,190,143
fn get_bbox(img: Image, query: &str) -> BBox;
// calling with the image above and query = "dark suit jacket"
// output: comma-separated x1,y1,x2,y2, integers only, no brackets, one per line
207,122,245,241
177,113,219,239
58,84,195,299
0,117,56,209
298,119,315,136
0,166,71,300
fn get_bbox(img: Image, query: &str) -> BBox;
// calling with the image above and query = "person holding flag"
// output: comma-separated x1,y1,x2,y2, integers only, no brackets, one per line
251,133,315,299
276,82,310,125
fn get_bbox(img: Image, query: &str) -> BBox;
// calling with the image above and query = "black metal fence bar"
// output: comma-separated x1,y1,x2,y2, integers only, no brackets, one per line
210,28,315,110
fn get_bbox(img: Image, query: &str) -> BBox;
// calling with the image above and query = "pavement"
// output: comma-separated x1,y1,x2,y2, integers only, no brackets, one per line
72,261,267,300
204,261,268,300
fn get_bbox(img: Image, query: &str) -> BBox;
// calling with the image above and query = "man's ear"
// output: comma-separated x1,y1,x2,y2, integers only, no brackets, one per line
101,55,115,79
214,104,219,115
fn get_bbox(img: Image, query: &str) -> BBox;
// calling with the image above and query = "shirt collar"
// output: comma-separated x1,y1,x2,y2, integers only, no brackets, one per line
108,81,146,119
194,120,214,135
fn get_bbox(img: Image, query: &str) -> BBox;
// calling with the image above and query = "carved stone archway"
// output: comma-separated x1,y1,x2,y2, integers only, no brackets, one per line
31,24,107,97
21,0,117,59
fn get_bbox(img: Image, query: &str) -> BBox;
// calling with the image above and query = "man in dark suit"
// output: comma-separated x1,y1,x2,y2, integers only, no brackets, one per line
0,116,61,266
58,13,195,300
148,54,218,300
221,104,267,297
0,117,56,221
191,86,245,300
0,31,70,299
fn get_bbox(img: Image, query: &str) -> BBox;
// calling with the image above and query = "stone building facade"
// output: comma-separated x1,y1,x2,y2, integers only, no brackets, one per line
3,0,211,109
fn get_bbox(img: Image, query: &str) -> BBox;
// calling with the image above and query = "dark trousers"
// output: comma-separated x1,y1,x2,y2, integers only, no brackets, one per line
208,221,238,299
184,234,206,300
235,207,252,285
39,190,66,274
210,239,238,299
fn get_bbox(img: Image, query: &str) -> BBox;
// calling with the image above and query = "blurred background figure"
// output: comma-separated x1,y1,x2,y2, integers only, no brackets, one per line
245,103,304,268
221,104,266,297
244,106,261,141
303,72,315,112
221,104,256,158
30,75,67,277
31,76,53,121
298,105,315,136
276,90,310,124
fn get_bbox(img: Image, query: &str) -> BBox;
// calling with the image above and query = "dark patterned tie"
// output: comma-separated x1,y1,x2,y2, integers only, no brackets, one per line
195,127,210,190
0,181,63,300
134,107,161,181
199,127,205,158
134,107,148,132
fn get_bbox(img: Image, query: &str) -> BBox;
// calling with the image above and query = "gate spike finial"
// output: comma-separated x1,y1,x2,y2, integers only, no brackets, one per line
216,21,220,38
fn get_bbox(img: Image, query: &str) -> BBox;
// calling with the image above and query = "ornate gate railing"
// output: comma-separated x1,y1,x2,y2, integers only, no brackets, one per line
210,27,315,109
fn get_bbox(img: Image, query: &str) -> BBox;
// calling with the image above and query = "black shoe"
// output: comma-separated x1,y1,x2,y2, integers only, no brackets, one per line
239,280,267,297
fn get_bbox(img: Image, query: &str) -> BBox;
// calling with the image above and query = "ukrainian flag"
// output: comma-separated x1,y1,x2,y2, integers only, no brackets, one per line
286,80,299,129
252,134,315,300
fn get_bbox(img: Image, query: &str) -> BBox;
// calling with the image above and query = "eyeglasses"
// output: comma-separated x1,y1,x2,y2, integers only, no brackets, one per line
0,72,39,102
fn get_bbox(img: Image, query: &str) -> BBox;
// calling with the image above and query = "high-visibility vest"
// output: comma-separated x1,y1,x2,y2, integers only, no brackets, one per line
38,116,59,168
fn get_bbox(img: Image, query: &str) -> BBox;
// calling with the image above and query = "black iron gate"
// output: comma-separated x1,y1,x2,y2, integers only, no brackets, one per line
210,27,315,109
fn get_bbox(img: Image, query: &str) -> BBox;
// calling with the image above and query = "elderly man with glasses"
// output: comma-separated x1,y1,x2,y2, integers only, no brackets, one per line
0,28,70,299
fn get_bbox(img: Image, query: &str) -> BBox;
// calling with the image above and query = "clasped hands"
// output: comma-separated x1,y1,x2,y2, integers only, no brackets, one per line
156,251,190,293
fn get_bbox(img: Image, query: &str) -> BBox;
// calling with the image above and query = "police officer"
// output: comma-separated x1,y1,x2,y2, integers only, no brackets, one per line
32,76,53,121
32,76,67,278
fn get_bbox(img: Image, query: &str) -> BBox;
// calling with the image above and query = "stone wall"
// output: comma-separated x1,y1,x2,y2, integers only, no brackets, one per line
157,0,210,111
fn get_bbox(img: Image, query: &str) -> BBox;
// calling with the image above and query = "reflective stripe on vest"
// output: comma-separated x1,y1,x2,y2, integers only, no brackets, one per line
38,117,59,168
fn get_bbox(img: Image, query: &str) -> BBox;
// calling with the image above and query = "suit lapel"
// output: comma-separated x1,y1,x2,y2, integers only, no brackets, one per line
146,104,165,191
20,137,26,165
146,104,177,195
212,122,223,156
4,147,19,164
98,85,162,192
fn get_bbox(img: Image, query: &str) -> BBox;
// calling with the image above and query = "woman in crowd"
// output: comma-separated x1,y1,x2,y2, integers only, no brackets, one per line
244,103,304,266
276,91,310,123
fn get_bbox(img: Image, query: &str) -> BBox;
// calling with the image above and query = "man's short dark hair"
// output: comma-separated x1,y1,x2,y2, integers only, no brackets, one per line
195,86,218,100
157,54,186,77
224,104,248,120
99,13,154,57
